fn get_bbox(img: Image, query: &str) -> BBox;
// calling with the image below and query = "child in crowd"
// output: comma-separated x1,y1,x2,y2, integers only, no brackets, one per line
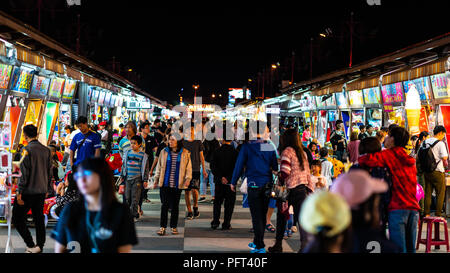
121,135,150,222
319,147,334,188
311,160,327,190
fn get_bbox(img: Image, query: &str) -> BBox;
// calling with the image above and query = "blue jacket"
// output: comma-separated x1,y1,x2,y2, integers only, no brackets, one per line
231,140,279,188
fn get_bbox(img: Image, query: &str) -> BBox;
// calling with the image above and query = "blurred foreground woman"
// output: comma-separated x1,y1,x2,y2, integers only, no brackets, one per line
52,157,138,253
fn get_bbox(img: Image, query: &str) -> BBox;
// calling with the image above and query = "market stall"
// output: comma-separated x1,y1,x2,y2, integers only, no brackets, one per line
347,89,365,134
335,90,351,140
363,86,383,131
381,82,406,128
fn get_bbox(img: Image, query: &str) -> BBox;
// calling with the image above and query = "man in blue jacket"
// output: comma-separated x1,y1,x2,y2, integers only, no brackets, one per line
230,121,278,253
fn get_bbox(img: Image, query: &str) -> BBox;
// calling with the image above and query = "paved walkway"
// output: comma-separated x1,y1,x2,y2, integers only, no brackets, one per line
0,189,449,253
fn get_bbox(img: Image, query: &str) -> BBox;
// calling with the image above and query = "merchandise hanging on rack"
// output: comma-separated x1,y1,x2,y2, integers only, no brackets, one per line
0,122,14,253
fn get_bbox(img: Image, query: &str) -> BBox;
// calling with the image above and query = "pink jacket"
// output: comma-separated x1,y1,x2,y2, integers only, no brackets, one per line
280,147,315,192
347,140,360,164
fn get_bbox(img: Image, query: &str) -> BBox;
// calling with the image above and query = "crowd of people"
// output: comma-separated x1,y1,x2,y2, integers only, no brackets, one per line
9,114,449,253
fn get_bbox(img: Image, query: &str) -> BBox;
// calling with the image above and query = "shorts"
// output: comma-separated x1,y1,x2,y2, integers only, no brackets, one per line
186,171,200,191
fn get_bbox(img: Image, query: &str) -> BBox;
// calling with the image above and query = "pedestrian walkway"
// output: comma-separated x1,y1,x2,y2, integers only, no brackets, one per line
0,190,449,253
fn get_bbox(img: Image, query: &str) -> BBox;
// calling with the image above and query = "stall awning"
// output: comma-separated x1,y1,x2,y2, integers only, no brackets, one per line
45,58,64,74
382,68,411,86
16,46,44,67
66,66,82,81
346,76,379,91
0,41,6,56
311,81,345,96
409,58,448,80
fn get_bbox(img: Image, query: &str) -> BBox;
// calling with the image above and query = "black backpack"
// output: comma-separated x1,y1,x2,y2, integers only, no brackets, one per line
417,140,440,173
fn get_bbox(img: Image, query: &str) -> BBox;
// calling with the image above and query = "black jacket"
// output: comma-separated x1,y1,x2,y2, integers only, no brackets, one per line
19,139,52,195
210,143,238,184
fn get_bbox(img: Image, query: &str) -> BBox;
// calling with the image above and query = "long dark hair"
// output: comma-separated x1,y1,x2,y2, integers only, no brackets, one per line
415,131,429,153
303,226,352,253
66,172,78,193
74,157,117,209
280,128,306,170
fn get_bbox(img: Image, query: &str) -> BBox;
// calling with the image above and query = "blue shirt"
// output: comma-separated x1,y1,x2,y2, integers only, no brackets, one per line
70,130,101,166
126,151,145,179
231,140,279,188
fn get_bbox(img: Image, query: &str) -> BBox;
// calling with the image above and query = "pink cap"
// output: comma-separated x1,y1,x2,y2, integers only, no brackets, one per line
330,169,388,209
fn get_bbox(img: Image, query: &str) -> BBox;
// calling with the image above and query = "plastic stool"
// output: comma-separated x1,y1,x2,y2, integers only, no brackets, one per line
416,216,449,253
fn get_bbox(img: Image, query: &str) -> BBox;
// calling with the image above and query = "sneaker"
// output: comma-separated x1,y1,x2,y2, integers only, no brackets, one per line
211,221,220,230
284,230,289,240
248,242,257,250
291,226,297,233
157,227,166,236
250,247,266,253
193,207,200,218
198,197,207,203
186,212,193,220
171,228,179,235
25,246,42,253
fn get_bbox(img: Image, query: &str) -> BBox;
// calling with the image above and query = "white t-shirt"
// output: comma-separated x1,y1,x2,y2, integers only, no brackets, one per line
320,160,334,187
425,137,448,173
64,134,72,154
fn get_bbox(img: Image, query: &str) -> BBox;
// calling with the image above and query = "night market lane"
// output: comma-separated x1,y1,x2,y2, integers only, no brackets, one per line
0,189,448,253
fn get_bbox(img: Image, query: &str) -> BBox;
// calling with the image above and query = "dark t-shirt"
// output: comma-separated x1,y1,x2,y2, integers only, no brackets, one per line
153,126,164,145
51,200,138,253
182,140,204,172
155,142,167,158
352,227,401,253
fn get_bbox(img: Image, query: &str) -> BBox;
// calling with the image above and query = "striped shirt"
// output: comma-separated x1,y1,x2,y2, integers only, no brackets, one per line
168,151,179,188
280,147,315,192
126,150,145,179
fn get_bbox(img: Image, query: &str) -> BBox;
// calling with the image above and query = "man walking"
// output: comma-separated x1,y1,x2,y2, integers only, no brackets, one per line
330,120,347,162
210,132,238,230
12,125,52,253
69,116,101,168
422,125,448,217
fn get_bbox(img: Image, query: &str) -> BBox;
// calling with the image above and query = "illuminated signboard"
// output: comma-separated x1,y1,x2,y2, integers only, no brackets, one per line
0,64,13,89
188,104,216,112
228,88,251,107
48,77,65,98
403,77,432,101
430,72,450,99
363,87,382,104
10,67,33,93
30,75,50,96
348,90,364,106
62,79,77,100
381,82,404,103
336,91,349,108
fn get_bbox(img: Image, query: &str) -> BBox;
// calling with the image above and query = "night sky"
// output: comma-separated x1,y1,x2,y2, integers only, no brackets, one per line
1,1,449,105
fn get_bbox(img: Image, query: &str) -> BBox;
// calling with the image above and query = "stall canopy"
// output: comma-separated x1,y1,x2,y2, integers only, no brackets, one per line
311,80,346,97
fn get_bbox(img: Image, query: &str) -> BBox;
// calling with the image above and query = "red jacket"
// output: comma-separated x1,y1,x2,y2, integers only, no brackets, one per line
358,146,420,212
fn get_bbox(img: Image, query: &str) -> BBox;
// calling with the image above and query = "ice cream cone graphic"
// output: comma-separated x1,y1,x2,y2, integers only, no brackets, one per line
405,84,421,136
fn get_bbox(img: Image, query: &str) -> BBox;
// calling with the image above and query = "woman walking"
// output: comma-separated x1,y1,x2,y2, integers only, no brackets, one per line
268,129,315,253
51,157,138,253
153,134,192,236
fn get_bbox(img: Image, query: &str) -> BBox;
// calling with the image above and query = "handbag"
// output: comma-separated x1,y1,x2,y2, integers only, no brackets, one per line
239,177,248,194
265,173,289,202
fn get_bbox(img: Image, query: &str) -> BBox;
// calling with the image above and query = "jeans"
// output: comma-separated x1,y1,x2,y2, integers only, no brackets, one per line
160,187,182,228
275,184,310,248
388,209,419,253
200,167,215,197
248,186,270,249
212,182,236,228
424,171,446,217
12,193,46,249
335,150,344,162
125,177,142,218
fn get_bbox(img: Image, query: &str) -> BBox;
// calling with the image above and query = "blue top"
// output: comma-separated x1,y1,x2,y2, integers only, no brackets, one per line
230,140,279,188
126,150,145,179
70,130,101,166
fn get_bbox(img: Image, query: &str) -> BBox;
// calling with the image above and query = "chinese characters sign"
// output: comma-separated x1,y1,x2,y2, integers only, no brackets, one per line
430,72,450,99
348,90,364,106
30,75,50,96
62,79,77,100
363,87,381,104
403,77,432,101
49,77,65,98
10,67,33,93
0,64,12,89
381,82,404,103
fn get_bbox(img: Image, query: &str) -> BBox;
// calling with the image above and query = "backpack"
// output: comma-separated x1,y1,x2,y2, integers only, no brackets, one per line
417,140,440,173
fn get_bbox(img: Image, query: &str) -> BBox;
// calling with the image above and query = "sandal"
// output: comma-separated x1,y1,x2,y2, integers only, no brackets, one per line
157,227,166,236
171,228,179,235
265,224,275,233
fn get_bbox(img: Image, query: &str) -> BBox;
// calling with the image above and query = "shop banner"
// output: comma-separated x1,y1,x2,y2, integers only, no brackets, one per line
91,89,100,103
403,77,432,101
48,77,65,98
383,104,394,112
104,92,112,106
30,75,50,96
336,92,349,108
419,107,429,133
348,90,364,106
0,64,12,90
430,72,450,99
19,100,43,144
363,87,381,104
10,67,33,93
381,82,404,103
62,79,77,100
